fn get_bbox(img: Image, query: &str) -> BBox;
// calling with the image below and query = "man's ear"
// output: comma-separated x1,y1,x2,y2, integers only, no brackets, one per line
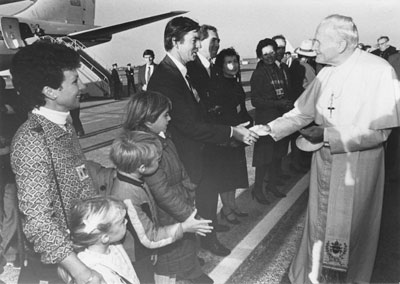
338,40,348,53
172,37,179,48
138,164,146,174
42,86,57,100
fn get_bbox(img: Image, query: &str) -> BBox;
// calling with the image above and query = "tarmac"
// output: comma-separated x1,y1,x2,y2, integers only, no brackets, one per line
1,60,399,283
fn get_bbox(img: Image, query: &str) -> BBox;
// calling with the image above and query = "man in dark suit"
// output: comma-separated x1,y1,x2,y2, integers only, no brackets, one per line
148,17,258,257
111,63,121,100
138,49,157,91
371,36,397,61
186,24,232,250
125,63,136,96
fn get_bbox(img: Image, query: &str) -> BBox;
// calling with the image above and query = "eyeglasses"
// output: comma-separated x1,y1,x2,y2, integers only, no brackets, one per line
377,41,388,46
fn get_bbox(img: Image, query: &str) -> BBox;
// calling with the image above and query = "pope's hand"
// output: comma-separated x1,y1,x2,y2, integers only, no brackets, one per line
300,126,324,143
232,121,259,145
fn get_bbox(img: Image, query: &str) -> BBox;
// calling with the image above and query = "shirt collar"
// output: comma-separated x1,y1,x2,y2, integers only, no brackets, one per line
32,107,69,126
167,52,187,78
198,52,211,69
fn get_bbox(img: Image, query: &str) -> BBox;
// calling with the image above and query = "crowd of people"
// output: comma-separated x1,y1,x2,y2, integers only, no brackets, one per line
0,13,399,284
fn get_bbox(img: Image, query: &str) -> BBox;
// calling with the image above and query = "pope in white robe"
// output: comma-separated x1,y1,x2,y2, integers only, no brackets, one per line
267,15,400,284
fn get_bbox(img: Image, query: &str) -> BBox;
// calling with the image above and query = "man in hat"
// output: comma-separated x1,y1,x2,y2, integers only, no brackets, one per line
265,15,400,283
125,63,136,96
111,63,121,100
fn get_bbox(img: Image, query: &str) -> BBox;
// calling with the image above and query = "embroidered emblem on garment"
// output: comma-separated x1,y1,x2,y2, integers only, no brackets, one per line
324,240,348,271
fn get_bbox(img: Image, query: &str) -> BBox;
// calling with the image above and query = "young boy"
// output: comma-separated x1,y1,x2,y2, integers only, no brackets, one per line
110,131,211,284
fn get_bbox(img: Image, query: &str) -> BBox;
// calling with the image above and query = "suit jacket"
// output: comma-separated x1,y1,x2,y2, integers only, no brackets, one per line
186,57,215,104
138,63,158,90
148,55,230,184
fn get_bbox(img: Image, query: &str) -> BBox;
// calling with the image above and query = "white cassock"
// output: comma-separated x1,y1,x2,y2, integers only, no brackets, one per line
269,48,400,284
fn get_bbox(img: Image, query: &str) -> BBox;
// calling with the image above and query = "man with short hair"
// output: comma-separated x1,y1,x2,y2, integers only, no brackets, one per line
148,17,258,261
371,36,397,60
265,15,400,283
186,24,233,255
125,63,136,96
272,34,287,63
138,49,157,91
271,34,293,187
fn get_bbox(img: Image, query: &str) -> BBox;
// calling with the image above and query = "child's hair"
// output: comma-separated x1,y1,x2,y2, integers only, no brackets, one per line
58,196,127,284
69,196,127,249
123,91,172,131
109,130,162,173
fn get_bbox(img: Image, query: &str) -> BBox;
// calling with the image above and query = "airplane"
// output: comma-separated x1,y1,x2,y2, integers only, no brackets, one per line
0,0,186,71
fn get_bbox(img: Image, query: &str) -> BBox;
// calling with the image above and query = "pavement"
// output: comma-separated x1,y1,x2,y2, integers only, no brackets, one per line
1,60,399,283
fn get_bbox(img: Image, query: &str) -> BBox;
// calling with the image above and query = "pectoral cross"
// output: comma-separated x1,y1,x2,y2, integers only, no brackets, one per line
328,93,335,118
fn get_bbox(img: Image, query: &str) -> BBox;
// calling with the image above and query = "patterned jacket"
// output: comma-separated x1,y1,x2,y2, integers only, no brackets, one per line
11,113,114,264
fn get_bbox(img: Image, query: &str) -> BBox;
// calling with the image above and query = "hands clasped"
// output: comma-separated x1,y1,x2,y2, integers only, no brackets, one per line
232,121,265,145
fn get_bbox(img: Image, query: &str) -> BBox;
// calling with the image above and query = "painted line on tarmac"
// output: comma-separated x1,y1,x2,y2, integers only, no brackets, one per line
209,172,310,284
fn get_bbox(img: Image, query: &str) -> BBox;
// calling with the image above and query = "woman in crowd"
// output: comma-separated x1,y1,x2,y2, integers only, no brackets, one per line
250,38,293,204
204,47,252,224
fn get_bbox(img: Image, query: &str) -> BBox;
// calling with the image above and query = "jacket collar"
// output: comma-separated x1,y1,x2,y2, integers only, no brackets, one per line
28,112,71,139
117,172,145,189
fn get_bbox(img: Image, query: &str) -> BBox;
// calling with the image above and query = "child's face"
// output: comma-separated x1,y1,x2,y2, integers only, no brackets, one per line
146,108,171,134
142,154,161,175
107,212,128,243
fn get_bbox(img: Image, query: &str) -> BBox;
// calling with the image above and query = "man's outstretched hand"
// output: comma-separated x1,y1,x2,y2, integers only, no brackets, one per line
232,121,259,145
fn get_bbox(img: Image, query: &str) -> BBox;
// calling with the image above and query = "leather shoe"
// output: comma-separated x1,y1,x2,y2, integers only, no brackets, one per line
201,237,231,257
192,273,214,284
266,185,286,198
251,189,271,205
214,223,230,232
220,208,240,225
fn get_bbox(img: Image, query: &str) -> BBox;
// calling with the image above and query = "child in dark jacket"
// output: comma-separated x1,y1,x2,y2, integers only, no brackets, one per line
122,91,214,284
110,130,212,284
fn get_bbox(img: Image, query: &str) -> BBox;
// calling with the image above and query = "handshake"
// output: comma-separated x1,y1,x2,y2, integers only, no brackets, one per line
232,122,271,146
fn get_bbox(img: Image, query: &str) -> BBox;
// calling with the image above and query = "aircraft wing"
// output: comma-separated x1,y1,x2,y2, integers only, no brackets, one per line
0,0,28,4
68,11,187,42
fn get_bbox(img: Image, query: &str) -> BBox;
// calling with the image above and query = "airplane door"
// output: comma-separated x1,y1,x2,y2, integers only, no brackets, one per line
0,17,26,49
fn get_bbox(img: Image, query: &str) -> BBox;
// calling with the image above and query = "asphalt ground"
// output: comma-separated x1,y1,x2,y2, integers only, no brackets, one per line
1,60,399,283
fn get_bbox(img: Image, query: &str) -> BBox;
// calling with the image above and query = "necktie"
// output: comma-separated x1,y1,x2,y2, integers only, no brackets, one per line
207,60,213,78
185,75,200,103
146,66,151,84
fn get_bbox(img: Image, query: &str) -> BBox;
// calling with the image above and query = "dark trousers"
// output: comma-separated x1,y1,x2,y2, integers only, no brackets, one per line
133,256,155,284
127,77,137,95
195,156,219,242
113,82,121,99
385,127,400,182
